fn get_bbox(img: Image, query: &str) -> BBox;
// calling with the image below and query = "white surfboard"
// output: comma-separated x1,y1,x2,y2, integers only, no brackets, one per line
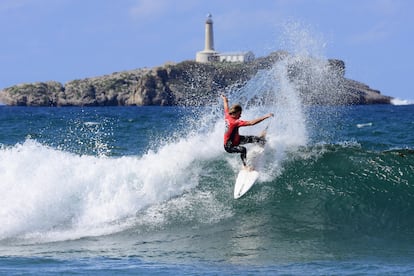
233,144,265,199
234,169,259,199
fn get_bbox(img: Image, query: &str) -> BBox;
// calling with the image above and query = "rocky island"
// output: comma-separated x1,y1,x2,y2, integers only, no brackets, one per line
0,51,392,107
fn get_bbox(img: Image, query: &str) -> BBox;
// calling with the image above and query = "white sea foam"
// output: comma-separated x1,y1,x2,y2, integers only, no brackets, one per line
0,131,224,242
357,122,373,128
391,98,414,105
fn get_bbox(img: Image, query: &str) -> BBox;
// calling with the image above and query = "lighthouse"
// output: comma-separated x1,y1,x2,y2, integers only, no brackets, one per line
195,14,255,63
196,13,218,63
204,13,214,51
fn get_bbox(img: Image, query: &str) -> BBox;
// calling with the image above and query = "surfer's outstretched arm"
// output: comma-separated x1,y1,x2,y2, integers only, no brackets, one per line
221,95,229,112
245,113,273,126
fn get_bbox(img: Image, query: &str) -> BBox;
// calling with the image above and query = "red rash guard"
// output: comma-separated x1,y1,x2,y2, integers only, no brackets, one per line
223,108,248,146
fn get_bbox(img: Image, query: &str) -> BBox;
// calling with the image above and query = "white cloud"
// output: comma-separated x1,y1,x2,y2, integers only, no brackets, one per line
346,0,406,45
0,0,70,15
371,0,400,16
128,0,201,23
0,0,28,12
217,8,281,31
350,21,391,44
129,0,170,20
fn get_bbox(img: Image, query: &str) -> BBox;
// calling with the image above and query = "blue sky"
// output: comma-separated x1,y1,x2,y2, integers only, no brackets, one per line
0,0,413,101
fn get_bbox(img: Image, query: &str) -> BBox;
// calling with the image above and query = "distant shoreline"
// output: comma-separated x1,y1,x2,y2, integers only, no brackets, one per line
0,51,392,107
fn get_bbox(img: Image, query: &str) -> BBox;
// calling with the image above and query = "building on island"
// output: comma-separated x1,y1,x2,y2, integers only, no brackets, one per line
218,51,255,63
195,14,255,63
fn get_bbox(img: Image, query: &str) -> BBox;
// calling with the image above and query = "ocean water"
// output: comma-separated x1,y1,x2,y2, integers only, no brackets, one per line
1,60,414,274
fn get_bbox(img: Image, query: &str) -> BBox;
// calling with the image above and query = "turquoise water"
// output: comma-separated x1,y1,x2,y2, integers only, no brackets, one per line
1,103,414,275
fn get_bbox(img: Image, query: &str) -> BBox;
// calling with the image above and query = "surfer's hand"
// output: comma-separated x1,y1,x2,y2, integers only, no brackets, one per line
267,113,274,118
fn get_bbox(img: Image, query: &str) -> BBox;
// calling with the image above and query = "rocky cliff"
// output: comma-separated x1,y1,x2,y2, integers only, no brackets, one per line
0,51,392,106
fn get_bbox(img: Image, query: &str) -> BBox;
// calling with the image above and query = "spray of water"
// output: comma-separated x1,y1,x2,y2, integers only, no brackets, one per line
0,21,347,242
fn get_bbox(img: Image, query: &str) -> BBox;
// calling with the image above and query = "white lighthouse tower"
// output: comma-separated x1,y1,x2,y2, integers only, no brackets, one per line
196,13,218,63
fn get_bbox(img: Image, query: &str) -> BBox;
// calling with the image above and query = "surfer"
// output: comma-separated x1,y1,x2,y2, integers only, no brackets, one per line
221,95,273,168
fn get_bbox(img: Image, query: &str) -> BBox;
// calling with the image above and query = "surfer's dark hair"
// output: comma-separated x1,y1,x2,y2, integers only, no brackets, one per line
229,104,242,115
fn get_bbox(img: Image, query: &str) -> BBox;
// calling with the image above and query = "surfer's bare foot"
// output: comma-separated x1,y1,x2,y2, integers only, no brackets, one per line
243,165,254,171
259,130,266,138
